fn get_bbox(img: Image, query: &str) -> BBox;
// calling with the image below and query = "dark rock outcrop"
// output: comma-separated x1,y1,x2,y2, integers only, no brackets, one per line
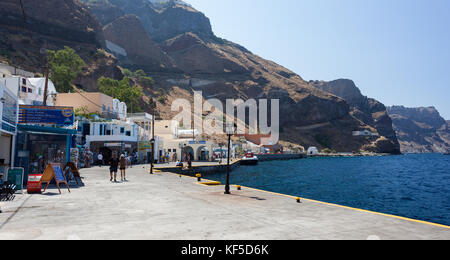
312,79,401,154
102,14,176,72
0,0,122,89
387,106,450,153
1,0,401,153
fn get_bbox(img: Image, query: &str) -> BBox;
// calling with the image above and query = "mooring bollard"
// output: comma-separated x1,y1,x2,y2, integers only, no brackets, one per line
296,197,301,203
196,174,202,182
236,185,242,191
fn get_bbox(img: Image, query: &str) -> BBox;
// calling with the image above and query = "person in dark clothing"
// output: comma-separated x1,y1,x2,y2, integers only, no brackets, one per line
109,153,119,182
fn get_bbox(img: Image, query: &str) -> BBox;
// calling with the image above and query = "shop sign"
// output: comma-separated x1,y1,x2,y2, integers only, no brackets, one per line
105,143,121,147
27,174,42,194
18,105,74,126
0,86,18,134
139,141,152,151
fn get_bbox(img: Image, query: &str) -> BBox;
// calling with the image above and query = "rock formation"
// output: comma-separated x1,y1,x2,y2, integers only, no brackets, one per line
0,0,404,153
312,79,401,154
387,106,450,153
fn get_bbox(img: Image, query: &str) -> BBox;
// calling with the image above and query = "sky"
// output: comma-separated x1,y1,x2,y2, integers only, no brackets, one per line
187,0,450,119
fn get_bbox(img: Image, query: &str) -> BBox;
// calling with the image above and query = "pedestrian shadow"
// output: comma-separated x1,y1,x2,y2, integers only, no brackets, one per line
229,193,267,201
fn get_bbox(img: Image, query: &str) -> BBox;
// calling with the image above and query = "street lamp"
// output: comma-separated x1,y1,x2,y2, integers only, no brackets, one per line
224,123,236,195
150,138,155,174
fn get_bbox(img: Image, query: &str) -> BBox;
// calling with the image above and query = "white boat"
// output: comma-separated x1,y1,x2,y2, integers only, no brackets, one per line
240,153,259,165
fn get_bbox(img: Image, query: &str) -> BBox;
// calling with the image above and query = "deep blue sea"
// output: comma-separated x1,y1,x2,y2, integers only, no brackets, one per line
207,154,450,226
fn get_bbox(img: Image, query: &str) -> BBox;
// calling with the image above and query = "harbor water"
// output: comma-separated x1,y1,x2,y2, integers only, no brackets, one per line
207,154,450,226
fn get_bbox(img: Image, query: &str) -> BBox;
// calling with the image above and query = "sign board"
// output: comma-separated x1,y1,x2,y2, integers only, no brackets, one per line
0,85,18,134
41,163,70,194
105,143,121,147
27,174,42,194
18,105,74,126
64,162,83,185
53,164,65,182
139,141,152,151
6,168,24,193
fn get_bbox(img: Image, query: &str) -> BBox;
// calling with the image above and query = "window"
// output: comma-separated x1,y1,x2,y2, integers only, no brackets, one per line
21,87,27,93
22,78,26,85
126,131,131,136
168,149,172,152
120,127,125,134
173,149,176,153
38,88,42,95
28,88,33,93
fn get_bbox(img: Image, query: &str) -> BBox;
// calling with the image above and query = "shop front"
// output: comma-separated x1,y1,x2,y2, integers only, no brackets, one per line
0,83,18,182
14,125,77,182
90,141,137,162
14,105,76,183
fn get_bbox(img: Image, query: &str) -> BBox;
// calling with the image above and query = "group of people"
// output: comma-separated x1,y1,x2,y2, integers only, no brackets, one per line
108,153,129,182
160,152,178,164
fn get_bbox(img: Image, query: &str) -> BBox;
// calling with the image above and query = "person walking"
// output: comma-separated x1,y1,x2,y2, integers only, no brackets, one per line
109,153,119,182
97,153,104,167
127,154,132,168
119,154,127,182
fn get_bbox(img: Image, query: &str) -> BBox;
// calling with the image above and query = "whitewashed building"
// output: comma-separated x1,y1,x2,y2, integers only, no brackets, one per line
1,77,57,106
0,81,19,180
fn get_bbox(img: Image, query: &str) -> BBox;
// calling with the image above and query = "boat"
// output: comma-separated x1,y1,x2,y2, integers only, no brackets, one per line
240,152,259,166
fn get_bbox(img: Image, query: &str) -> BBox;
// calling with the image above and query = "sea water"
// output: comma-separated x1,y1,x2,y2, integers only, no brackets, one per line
207,154,450,225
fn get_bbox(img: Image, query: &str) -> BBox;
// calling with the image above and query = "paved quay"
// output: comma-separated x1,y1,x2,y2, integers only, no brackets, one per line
0,166,449,240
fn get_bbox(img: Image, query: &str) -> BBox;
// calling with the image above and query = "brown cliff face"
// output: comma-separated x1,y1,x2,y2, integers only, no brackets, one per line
103,14,177,72
312,79,401,154
80,0,386,153
0,0,122,88
1,0,393,153
387,106,450,153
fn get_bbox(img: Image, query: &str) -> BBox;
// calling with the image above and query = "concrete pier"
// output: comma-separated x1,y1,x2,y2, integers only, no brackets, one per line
0,166,449,240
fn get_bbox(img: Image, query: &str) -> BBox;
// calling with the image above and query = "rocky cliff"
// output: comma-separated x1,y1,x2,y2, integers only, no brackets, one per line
312,79,401,154
387,106,450,153
0,0,123,90
1,0,400,153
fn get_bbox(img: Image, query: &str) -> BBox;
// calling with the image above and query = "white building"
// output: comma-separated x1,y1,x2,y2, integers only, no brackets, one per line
86,120,139,160
1,76,57,106
307,147,319,155
0,81,19,180
154,120,216,162
0,63,34,78
352,130,379,137
112,99,127,120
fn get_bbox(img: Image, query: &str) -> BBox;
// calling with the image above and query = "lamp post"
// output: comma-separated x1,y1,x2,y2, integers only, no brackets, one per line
224,124,236,195
149,105,155,174
150,138,155,174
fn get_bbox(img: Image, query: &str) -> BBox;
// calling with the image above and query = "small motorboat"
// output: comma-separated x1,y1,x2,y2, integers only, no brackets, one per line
240,152,259,166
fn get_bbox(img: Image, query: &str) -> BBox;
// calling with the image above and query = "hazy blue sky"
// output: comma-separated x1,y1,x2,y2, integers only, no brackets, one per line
188,0,450,119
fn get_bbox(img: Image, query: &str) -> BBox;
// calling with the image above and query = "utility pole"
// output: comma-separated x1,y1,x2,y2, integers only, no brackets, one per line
43,64,49,106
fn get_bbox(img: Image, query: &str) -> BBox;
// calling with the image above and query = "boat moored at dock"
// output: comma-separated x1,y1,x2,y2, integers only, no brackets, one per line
240,153,259,165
